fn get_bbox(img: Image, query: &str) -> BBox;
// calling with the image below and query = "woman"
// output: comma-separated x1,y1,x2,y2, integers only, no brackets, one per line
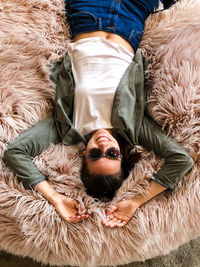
4,0,192,228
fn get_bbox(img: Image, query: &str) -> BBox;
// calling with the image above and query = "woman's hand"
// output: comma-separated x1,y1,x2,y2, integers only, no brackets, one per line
102,181,168,228
102,199,139,227
34,181,88,223
51,193,89,223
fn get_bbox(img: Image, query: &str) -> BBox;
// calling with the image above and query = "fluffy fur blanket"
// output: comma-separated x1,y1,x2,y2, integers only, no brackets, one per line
0,0,200,266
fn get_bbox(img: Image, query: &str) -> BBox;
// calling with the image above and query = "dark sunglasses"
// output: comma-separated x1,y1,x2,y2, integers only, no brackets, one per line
86,147,122,161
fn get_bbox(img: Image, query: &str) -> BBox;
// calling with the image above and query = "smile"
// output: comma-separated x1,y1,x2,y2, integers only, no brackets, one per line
96,136,111,142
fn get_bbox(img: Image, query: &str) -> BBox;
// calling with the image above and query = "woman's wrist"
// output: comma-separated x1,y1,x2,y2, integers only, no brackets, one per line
130,196,143,209
34,180,60,204
47,191,62,205
130,180,167,208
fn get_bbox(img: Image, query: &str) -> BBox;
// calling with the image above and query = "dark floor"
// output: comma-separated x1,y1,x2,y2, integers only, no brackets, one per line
1,236,200,267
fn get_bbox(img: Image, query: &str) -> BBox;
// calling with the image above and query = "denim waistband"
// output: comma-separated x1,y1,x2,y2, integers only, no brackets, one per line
65,0,163,51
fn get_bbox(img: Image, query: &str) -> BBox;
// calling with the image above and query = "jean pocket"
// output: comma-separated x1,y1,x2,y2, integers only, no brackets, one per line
68,11,97,25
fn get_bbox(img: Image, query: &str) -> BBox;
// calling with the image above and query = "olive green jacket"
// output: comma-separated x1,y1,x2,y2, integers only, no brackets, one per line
3,50,194,189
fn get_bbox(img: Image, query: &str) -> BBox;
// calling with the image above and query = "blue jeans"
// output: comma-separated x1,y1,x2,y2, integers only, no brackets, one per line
65,0,163,51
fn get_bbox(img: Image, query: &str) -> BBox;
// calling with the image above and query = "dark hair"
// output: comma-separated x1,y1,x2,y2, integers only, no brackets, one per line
81,161,124,199
80,132,141,199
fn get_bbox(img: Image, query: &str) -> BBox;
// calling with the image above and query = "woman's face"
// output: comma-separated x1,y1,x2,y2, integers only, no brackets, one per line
83,129,121,175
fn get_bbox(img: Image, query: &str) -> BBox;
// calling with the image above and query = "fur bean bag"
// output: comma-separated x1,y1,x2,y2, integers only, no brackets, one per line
0,0,200,266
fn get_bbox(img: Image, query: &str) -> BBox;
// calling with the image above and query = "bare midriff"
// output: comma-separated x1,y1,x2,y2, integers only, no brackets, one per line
73,31,135,54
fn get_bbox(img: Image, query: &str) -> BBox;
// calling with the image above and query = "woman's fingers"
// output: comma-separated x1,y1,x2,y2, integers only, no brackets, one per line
65,214,89,223
109,219,127,227
103,216,118,226
105,214,114,220
106,205,118,215
116,220,127,227
103,216,128,227
113,212,130,221
102,212,130,227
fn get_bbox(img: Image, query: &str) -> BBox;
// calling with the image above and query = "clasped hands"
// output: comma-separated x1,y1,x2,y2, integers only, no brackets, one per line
51,193,140,227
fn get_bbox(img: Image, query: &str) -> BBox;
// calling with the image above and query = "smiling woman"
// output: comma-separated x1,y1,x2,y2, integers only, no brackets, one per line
85,130,121,173
3,0,193,228
81,129,123,198
1,0,200,266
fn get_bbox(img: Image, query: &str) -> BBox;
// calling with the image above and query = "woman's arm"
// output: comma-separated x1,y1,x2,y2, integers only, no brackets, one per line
103,115,194,227
138,115,194,189
3,117,59,189
3,117,88,222
35,180,88,222
103,180,166,227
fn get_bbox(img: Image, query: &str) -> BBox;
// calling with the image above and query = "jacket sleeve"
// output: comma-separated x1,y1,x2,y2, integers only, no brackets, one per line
3,117,60,189
138,115,194,189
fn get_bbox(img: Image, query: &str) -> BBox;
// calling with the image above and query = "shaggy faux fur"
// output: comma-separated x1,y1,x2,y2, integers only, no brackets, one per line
0,0,200,266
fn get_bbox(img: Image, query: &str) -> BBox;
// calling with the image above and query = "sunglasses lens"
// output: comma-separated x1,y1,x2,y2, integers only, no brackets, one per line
106,147,120,158
88,148,102,159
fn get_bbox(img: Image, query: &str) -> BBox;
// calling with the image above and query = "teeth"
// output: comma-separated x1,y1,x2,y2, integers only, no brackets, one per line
97,137,109,141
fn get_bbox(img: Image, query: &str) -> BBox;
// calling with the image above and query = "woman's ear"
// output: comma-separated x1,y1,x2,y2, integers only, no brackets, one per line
82,150,86,157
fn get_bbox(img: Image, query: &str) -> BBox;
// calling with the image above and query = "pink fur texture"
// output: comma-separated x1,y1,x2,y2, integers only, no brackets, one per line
0,0,200,266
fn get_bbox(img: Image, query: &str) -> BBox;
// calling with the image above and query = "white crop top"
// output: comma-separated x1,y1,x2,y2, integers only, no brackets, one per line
68,37,134,136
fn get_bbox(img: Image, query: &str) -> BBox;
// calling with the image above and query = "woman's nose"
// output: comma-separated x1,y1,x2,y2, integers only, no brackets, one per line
97,142,109,152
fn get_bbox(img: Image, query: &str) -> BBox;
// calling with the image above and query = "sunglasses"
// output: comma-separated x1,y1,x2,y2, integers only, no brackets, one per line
86,147,122,161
